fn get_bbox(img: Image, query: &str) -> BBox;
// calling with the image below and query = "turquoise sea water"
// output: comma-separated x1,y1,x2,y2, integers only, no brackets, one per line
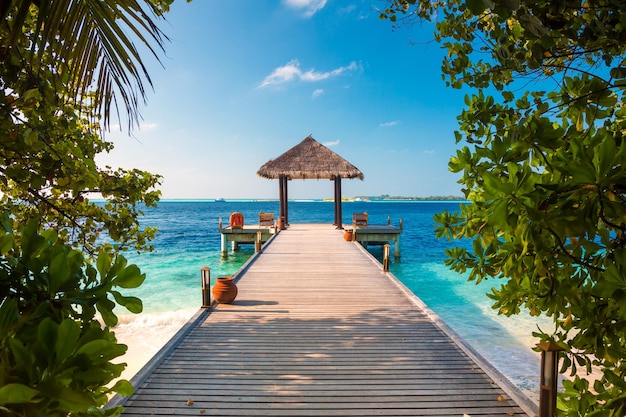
116,200,545,399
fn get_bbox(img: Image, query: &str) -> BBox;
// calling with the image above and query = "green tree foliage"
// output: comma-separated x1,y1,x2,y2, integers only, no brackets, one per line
0,1,175,415
0,217,145,416
381,0,626,415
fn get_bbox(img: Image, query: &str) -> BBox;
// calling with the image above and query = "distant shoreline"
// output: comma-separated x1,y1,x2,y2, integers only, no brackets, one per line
152,196,467,203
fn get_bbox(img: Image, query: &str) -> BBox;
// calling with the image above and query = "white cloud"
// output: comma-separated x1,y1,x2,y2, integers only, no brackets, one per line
312,88,324,98
323,140,340,147
283,0,327,17
259,60,359,88
339,5,357,14
380,120,400,127
139,122,158,131
423,149,436,155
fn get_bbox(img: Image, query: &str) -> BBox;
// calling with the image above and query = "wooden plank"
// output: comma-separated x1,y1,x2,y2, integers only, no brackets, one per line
110,224,536,417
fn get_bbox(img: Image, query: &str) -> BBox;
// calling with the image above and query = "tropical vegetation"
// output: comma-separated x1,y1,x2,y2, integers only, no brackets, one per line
381,0,626,415
0,0,176,415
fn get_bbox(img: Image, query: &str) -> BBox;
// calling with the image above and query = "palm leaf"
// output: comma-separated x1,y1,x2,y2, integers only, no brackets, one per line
2,0,168,130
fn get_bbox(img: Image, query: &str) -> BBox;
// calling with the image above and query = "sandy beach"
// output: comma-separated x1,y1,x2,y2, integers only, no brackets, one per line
114,309,197,381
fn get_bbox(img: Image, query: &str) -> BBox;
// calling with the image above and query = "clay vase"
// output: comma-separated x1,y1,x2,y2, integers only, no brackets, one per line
212,276,238,304
229,212,244,229
343,230,353,241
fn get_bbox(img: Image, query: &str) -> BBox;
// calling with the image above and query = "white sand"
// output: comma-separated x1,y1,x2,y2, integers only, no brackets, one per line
113,309,197,381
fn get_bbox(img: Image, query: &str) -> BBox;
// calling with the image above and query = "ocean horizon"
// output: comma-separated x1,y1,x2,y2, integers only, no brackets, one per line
112,200,544,403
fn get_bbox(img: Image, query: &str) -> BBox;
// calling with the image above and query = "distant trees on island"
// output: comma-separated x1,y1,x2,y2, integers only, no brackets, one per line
347,195,465,202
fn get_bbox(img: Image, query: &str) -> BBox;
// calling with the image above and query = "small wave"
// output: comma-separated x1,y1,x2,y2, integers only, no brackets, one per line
114,308,197,328
112,309,198,380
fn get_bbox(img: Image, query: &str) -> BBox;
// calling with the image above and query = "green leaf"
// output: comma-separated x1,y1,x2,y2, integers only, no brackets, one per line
96,299,118,327
0,212,13,233
114,263,145,289
21,219,42,256
0,298,19,339
110,379,134,396
37,318,58,357
77,339,112,360
0,234,14,254
0,384,40,405
466,0,488,15
111,291,143,314
8,338,34,381
519,14,547,38
48,251,71,293
96,251,112,281
610,66,626,80
55,319,81,364
488,199,509,226
55,388,97,411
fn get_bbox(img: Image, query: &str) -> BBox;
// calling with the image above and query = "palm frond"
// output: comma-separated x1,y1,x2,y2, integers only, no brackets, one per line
2,0,169,131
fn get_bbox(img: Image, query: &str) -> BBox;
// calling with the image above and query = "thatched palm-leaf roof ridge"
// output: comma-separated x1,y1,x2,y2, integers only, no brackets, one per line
257,135,364,180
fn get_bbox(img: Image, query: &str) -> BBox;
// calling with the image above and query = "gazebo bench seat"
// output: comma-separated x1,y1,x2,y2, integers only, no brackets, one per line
352,212,368,227
259,212,275,227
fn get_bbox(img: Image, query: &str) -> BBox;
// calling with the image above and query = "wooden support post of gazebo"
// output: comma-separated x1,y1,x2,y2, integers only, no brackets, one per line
257,135,363,227
278,174,288,227
333,175,342,229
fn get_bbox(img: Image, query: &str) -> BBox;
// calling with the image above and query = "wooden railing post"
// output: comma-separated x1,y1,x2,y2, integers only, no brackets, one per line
383,244,390,272
255,231,262,252
201,267,211,308
539,342,563,417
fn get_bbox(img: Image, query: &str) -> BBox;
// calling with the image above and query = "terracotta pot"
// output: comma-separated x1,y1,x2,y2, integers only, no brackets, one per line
343,230,353,241
212,276,238,304
229,212,244,229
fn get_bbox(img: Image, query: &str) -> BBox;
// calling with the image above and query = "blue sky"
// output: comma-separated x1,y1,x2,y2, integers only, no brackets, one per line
98,0,468,200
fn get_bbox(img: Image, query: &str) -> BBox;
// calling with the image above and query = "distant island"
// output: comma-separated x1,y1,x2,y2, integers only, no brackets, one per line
322,195,466,202
204,195,467,203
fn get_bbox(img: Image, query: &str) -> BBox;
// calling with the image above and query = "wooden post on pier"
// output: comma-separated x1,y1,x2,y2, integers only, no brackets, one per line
383,244,390,271
255,231,262,252
539,342,563,417
333,175,343,229
394,236,401,259
201,267,211,307
221,233,228,258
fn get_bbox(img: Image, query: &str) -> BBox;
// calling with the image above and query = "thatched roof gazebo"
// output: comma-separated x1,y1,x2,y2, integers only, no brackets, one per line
257,135,364,228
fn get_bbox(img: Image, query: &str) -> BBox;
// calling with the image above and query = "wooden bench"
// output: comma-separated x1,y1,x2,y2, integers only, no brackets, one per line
352,212,368,228
259,212,275,227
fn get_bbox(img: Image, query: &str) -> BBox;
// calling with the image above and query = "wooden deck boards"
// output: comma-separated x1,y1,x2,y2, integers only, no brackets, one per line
112,224,536,417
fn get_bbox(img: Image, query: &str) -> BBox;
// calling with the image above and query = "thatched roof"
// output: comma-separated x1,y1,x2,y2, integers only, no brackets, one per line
257,135,364,180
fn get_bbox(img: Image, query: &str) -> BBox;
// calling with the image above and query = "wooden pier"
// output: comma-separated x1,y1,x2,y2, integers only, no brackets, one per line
109,224,536,417
219,224,276,258
350,215,402,259
220,211,403,258
218,213,277,258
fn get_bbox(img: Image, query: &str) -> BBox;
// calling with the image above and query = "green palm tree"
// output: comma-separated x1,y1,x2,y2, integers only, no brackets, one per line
0,0,171,129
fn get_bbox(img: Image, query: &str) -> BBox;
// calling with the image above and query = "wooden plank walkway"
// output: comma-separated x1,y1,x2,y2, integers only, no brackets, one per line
110,224,537,417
